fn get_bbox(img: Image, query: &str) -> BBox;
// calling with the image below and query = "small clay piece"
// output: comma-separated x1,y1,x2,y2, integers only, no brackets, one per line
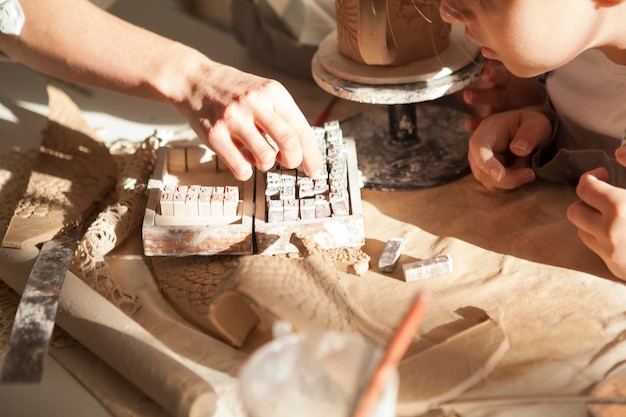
403,254,453,282
208,291,260,347
150,255,260,348
349,255,370,276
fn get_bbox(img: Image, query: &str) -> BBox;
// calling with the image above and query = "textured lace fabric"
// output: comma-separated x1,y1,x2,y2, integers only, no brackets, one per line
0,135,160,335
0,149,34,355
69,135,160,315
0,149,34,229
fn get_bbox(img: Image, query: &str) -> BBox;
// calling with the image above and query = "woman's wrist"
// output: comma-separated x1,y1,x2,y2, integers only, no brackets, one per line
145,43,200,104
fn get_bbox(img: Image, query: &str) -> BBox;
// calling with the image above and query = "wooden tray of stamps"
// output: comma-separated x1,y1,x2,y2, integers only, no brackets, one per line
142,145,254,256
254,134,364,255
142,121,364,256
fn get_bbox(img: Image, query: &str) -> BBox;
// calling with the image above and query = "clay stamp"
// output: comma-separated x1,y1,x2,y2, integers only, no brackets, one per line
378,237,405,273
402,254,453,282
253,121,364,254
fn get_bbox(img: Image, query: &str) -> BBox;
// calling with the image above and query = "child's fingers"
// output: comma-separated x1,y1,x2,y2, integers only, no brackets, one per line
468,110,544,190
509,111,553,156
574,169,614,215
464,116,483,131
616,146,626,167
496,167,535,190
468,124,504,182
468,146,534,190
463,88,506,110
481,60,511,86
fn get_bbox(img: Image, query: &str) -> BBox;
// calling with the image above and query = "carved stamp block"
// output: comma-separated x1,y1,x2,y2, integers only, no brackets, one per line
402,254,453,282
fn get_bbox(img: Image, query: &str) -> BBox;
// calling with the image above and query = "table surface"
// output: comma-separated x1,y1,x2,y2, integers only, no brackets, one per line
2,2,626,417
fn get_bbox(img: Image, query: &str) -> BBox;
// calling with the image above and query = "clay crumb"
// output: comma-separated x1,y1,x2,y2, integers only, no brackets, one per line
323,246,370,276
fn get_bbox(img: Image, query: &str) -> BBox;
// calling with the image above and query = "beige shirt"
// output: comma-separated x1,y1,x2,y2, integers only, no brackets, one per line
547,48,626,148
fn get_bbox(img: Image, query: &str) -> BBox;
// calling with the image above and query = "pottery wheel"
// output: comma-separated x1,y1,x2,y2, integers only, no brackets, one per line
339,104,470,190
312,24,483,190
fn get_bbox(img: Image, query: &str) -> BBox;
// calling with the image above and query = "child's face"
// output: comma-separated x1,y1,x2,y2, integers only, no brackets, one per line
440,0,603,77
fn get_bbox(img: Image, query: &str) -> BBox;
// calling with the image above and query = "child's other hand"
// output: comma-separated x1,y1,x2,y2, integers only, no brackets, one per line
567,164,626,280
467,109,552,191
462,60,512,130
459,60,546,131
617,146,626,166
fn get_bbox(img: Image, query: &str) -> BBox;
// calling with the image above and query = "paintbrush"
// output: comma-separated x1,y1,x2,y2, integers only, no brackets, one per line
350,290,431,417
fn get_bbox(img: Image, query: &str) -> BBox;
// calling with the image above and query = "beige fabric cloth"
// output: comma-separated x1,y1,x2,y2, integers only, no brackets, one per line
3,147,626,416
1,85,625,417
220,174,626,415
354,178,626,416
136,172,626,416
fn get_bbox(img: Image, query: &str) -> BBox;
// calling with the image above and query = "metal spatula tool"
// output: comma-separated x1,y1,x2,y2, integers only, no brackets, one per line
1,224,82,383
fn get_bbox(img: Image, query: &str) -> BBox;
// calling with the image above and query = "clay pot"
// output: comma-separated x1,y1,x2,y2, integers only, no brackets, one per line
335,0,451,66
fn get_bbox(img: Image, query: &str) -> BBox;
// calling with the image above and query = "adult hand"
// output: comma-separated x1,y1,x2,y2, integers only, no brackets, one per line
176,62,324,181
566,148,626,280
467,108,552,191
0,0,325,183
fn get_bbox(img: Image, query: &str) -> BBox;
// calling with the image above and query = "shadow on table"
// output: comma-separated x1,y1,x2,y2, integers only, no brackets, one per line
362,174,617,282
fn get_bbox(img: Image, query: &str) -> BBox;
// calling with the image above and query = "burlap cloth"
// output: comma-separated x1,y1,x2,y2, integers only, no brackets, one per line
1,86,626,417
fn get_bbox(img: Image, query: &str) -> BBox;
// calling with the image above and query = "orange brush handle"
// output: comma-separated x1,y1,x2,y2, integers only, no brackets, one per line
351,290,430,417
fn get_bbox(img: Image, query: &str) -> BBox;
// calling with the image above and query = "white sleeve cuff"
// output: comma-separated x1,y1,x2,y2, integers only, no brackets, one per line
0,0,25,36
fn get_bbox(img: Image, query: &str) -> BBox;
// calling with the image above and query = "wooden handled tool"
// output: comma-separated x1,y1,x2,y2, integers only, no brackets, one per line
1,224,82,383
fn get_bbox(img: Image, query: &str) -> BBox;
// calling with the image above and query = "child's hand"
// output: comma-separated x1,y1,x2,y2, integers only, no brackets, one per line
467,109,552,191
459,60,546,131
462,60,513,130
566,150,626,280
618,146,626,166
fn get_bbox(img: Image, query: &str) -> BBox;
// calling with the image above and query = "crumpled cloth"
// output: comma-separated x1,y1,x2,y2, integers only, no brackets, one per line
129,170,626,416
2,87,626,417
532,118,626,187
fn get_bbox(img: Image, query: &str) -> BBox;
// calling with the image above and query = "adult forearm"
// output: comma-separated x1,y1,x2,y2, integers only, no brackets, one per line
0,0,204,105
0,0,326,181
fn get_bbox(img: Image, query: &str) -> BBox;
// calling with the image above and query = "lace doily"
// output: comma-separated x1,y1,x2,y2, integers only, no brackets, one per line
69,135,160,315
0,134,160,337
